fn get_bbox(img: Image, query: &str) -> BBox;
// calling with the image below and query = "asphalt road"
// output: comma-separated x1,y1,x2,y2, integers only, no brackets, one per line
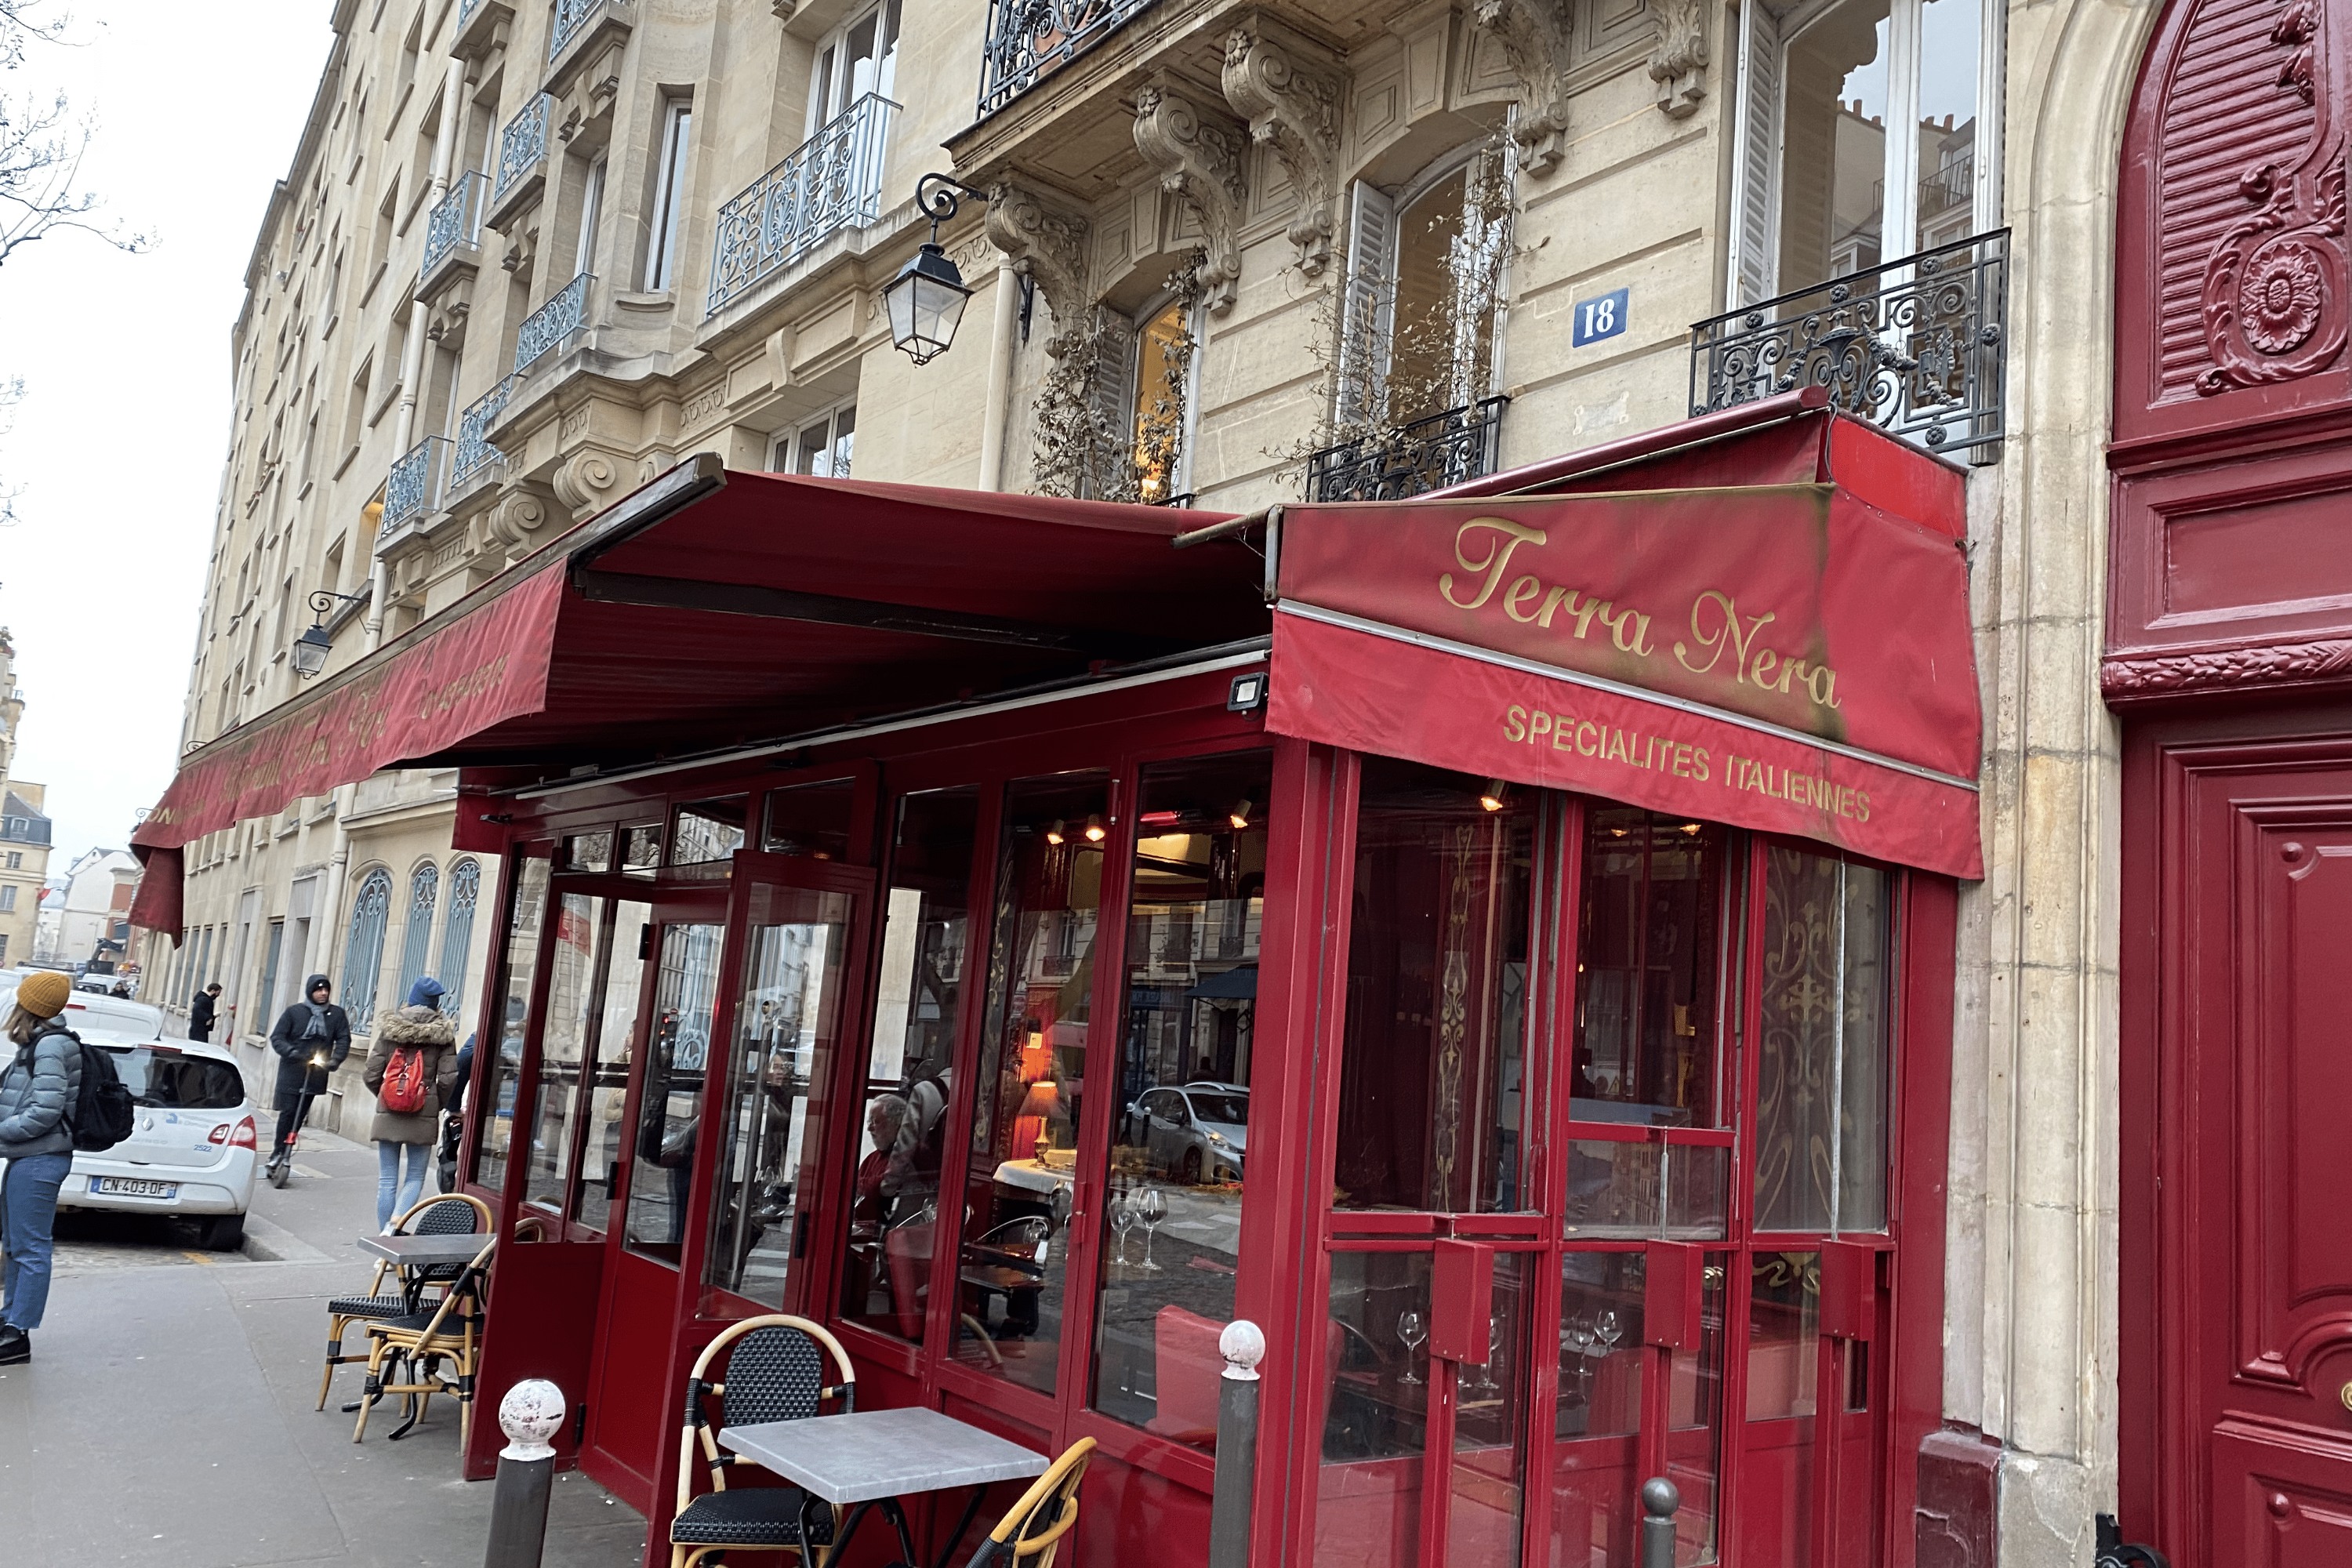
0,1126,649,1567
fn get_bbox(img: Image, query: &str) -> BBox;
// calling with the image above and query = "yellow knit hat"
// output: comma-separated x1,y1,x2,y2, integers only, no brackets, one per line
13,971,71,1020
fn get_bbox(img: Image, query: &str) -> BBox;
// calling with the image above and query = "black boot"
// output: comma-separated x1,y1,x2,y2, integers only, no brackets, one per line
0,1326,31,1365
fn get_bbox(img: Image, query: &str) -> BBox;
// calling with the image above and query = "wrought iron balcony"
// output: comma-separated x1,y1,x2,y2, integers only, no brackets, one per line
514,271,593,373
707,93,898,314
452,377,516,485
1304,396,1510,504
419,171,488,288
492,93,553,209
549,0,608,60
383,436,453,536
1689,229,2009,463
978,0,1158,120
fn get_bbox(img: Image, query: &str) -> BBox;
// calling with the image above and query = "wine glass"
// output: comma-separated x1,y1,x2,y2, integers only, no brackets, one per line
1109,1196,1134,1269
1137,1187,1167,1272
1593,1308,1623,1359
1396,1310,1428,1385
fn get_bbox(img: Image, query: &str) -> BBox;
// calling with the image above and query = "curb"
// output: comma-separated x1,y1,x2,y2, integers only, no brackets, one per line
239,1210,328,1263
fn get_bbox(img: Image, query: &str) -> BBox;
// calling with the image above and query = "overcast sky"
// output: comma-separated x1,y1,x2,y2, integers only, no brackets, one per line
1,2,330,873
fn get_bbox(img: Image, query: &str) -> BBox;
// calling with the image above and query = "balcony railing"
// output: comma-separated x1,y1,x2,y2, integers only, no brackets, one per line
550,0,607,60
383,436,453,536
1305,396,1510,503
420,171,489,284
493,93,552,208
452,377,516,485
514,271,593,373
978,0,1157,120
1689,229,2009,463
1918,154,1974,223
707,93,898,314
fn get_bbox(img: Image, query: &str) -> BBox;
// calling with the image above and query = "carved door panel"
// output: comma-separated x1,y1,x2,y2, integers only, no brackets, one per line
2180,757,2352,1563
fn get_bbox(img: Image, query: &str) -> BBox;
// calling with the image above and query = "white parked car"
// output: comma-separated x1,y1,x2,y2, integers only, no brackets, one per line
0,973,259,1249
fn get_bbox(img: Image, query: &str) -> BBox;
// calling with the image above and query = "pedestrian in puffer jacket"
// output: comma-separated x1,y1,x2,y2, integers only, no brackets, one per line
0,970,84,1362
361,978,459,1229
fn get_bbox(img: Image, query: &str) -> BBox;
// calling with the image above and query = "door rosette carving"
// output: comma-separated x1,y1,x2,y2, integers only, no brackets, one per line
2198,0,2350,393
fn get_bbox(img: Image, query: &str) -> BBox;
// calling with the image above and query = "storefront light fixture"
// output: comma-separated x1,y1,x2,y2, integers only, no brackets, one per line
887,173,987,365
291,590,368,679
1479,779,1509,813
1083,815,1106,843
1045,819,1067,846
1229,799,1254,830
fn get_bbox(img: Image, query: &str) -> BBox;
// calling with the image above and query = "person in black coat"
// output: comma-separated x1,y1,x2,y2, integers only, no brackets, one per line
267,974,353,1163
188,983,222,1043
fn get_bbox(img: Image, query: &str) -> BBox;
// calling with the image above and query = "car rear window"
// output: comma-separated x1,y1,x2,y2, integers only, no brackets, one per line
1186,1092,1249,1125
108,1047,245,1111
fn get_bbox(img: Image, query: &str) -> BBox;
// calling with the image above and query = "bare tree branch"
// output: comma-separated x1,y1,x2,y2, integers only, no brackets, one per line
0,0,147,270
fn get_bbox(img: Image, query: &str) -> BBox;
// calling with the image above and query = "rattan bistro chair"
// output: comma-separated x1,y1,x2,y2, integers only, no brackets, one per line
962,1437,1094,1568
316,1192,490,1409
670,1315,857,1568
351,1236,495,1446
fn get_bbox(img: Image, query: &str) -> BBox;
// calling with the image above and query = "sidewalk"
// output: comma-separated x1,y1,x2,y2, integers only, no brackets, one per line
0,1127,648,1567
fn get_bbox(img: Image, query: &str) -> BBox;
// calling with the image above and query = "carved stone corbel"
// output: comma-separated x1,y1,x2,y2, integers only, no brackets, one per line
1649,0,1709,119
1133,80,1247,314
984,180,1091,333
482,482,559,553
552,445,627,514
1221,24,1343,276
1472,0,1575,175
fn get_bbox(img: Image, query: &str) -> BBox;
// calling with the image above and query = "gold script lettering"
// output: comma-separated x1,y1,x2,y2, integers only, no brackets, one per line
1439,517,1548,610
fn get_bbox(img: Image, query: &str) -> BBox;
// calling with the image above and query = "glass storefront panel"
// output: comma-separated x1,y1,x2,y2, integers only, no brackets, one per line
1319,1249,1435,1568
524,893,608,1211
1334,758,1536,1214
673,797,750,865
1552,1250,1646,1566
763,778,856,859
955,772,1109,1393
838,788,978,1339
1668,1253,1730,1566
705,885,855,1307
1572,808,1730,1129
472,855,550,1196
1450,1251,1531,1568
1091,751,1269,1446
622,920,724,1264
574,899,650,1232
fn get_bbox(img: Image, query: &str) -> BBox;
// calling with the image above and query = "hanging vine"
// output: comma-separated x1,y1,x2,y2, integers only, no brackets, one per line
1031,253,1204,503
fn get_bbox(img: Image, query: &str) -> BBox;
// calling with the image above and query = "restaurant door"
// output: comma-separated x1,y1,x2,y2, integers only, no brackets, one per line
580,854,874,1505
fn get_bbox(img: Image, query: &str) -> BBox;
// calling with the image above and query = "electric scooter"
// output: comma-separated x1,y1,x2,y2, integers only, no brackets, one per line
264,1052,332,1188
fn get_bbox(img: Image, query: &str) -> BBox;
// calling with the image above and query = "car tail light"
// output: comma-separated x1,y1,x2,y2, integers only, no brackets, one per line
210,1116,258,1149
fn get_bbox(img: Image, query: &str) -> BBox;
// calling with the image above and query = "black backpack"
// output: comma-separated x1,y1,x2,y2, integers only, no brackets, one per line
64,1034,135,1152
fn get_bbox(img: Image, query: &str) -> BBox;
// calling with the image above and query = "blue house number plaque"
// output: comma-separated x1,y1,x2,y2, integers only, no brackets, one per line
1573,287,1630,347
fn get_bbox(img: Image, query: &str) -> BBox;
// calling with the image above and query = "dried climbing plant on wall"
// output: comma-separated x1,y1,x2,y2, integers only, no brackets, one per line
1032,256,1203,503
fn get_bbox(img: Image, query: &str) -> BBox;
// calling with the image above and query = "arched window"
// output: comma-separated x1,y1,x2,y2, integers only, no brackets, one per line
341,868,394,1031
394,861,439,1008
438,858,482,1018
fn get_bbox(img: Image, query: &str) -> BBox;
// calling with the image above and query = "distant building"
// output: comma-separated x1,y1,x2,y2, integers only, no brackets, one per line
49,848,138,969
0,630,53,969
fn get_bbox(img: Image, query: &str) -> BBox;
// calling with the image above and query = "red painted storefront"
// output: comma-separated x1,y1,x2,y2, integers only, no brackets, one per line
134,393,1980,1568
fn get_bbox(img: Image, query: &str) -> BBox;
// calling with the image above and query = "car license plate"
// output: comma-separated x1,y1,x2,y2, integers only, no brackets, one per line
93,1177,178,1199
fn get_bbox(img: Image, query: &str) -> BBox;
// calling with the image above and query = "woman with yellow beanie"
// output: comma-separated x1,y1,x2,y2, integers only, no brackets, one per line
0,970,83,1363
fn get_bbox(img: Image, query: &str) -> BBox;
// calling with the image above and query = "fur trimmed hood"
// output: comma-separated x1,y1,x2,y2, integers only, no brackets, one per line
375,1004,457,1047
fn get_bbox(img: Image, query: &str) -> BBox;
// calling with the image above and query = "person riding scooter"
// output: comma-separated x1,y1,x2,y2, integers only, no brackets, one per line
266,975,353,1179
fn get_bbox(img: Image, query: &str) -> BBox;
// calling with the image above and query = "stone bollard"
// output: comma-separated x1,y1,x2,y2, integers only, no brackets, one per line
1639,1475,1680,1568
483,1379,565,1568
1208,1319,1265,1568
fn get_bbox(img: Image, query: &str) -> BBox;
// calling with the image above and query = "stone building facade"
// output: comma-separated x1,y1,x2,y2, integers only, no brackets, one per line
154,0,2214,1561
0,631,52,971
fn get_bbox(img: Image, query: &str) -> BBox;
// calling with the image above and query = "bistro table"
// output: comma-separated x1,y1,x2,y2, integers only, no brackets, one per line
720,1404,1048,1568
357,1232,489,1268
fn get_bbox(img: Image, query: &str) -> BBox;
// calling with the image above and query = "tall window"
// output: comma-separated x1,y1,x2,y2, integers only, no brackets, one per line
1131,296,1193,502
574,155,606,278
396,861,439,1006
643,97,693,292
341,868,394,1031
1730,0,1987,301
440,858,482,1018
1338,144,1513,431
773,402,855,477
810,0,902,129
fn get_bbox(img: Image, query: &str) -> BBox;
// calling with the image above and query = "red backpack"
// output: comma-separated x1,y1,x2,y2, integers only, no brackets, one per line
379,1045,430,1116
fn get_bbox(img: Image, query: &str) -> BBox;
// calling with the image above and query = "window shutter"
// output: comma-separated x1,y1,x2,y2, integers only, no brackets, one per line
1727,0,1788,307
1336,180,1397,429
1083,308,1137,498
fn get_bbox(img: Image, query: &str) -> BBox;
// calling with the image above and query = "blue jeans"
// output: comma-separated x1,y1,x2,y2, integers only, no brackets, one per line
376,1142,429,1230
2,1151,72,1331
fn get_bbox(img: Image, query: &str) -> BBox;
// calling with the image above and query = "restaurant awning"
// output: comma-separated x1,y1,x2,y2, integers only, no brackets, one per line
129,456,1264,931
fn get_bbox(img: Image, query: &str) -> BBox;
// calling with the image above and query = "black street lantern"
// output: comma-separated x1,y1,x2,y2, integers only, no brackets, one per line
887,174,986,366
292,589,367,679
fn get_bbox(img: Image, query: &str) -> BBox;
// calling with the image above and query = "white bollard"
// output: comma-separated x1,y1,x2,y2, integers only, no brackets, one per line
483,1379,565,1568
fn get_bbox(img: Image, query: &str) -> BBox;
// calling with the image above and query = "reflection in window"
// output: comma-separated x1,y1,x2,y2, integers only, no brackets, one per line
706,887,854,1308
672,798,749,865
1334,758,1534,1214
575,900,649,1232
622,826,662,873
838,789,977,1340
1316,1249,1432,1568
562,829,614,874
1091,751,1269,1450
763,778,855,858
1450,1252,1531,1568
524,894,609,1211
1552,1250,1646,1564
955,773,1108,1393
1779,0,1893,283
471,855,550,1196
1746,1250,1820,1420
1573,808,1730,1128
1132,296,1192,503
1753,848,1889,1233
622,920,724,1264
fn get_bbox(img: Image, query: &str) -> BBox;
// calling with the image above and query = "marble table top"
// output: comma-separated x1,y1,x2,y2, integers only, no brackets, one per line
720,1406,1047,1504
357,1232,488,1266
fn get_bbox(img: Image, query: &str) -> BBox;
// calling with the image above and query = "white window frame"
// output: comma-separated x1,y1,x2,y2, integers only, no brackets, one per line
644,97,693,293
808,0,902,132
771,398,858,477
575,154,607,278
1116,289,1203,503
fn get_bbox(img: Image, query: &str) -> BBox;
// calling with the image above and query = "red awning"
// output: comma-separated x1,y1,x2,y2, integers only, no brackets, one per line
1265,401,1984,877
130,458,1261,931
